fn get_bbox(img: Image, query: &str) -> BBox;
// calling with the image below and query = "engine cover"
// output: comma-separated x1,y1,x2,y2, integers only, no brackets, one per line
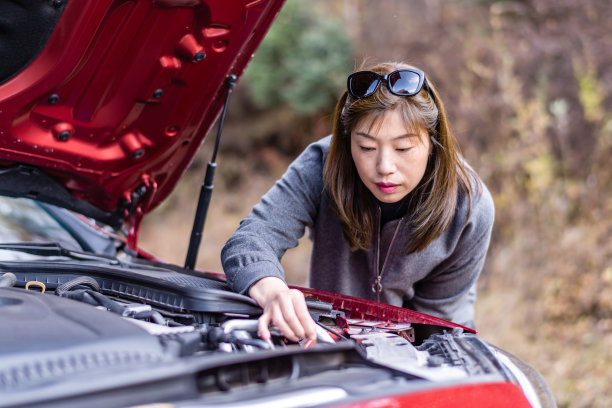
0,288,166,390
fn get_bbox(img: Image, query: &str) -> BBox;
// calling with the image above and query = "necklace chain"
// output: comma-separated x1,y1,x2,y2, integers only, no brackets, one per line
372,218,403,302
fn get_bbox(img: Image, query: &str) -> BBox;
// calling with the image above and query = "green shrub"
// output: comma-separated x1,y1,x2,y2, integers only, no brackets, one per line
243,0,354,116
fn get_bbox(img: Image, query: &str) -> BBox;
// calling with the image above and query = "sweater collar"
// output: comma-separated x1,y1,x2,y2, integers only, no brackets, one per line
378,194,411,226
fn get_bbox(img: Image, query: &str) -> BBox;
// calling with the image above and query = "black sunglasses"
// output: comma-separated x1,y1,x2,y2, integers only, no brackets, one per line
347,68,429,99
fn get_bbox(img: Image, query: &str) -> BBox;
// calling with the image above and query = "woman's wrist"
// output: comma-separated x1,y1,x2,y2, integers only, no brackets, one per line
248,276,288,307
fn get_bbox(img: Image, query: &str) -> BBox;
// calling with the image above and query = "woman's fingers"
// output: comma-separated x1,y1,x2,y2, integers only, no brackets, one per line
261,292,317,342
271,300,301,341
249,277,317,342
291,291,317,340
257,309,273,341
279,289,316,340
277,289,307,339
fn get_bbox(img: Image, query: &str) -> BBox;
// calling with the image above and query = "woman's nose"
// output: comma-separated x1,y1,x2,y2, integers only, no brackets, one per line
376,149,395,175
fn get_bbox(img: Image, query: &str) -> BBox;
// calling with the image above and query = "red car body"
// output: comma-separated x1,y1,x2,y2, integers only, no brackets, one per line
0,0,283,248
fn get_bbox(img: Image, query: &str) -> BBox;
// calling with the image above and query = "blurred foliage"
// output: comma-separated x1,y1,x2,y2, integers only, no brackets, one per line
576,64,606,123
243,1,353,116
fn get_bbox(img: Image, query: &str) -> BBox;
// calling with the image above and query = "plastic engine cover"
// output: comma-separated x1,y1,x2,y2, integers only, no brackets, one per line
0,288,166,390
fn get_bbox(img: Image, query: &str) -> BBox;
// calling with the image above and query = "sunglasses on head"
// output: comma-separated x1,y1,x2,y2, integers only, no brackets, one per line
347,68,429,99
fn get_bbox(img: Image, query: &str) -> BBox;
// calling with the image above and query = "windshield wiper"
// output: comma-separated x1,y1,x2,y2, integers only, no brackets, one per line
0,242,120,265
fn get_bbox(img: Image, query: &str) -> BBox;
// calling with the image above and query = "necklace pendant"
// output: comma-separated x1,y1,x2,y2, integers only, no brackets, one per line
371,276,383,294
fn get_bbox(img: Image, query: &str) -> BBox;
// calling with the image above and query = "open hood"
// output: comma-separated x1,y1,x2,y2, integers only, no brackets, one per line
0,0,285,236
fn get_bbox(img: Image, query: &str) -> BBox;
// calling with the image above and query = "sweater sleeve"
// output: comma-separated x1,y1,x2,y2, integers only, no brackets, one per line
409,183,495,327
221,137,328,295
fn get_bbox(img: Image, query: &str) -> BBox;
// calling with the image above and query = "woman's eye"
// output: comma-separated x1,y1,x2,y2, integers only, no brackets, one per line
396,147,413,152
360,146,375,152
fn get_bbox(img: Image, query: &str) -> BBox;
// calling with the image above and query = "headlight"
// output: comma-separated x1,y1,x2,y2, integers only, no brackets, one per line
487,343,557,408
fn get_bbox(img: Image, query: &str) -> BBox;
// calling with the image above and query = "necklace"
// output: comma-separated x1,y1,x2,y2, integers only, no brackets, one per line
372,217,403,303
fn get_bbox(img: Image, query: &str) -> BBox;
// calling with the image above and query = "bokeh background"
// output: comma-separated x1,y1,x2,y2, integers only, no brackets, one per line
141,1,612,406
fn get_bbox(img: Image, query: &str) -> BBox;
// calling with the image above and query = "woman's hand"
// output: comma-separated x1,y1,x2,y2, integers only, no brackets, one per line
248,277,317,342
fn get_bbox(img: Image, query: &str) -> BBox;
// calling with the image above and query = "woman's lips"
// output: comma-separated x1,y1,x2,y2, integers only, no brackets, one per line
376,182,398,193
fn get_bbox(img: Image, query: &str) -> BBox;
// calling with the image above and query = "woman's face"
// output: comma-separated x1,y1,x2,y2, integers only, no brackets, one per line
350,109,431,203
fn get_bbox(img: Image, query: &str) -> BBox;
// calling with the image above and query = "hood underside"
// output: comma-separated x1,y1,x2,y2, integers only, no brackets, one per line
0,0,285,232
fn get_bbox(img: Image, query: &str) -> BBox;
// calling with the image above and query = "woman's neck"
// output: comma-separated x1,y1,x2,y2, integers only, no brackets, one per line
378,194,411,225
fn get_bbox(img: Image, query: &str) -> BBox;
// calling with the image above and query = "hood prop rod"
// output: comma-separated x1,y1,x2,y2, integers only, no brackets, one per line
185,74,236,270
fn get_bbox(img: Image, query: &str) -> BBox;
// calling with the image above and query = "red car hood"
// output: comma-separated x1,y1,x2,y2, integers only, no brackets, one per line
0,0,284,237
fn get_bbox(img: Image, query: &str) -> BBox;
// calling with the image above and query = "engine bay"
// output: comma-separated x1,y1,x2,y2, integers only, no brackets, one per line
0,257,519,408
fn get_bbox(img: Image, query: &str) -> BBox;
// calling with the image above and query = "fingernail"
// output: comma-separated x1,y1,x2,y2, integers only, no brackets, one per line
302,339,316,349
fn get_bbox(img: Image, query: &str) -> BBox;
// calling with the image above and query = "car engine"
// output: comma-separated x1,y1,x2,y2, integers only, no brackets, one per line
0,264,541,408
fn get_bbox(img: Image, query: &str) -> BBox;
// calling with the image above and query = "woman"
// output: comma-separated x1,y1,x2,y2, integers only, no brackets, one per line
222,62,494,342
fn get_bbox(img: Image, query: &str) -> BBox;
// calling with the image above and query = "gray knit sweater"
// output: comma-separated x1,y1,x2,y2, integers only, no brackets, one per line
221,136,494,327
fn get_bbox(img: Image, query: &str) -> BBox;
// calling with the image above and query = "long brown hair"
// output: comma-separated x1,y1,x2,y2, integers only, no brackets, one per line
323,62,479,254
